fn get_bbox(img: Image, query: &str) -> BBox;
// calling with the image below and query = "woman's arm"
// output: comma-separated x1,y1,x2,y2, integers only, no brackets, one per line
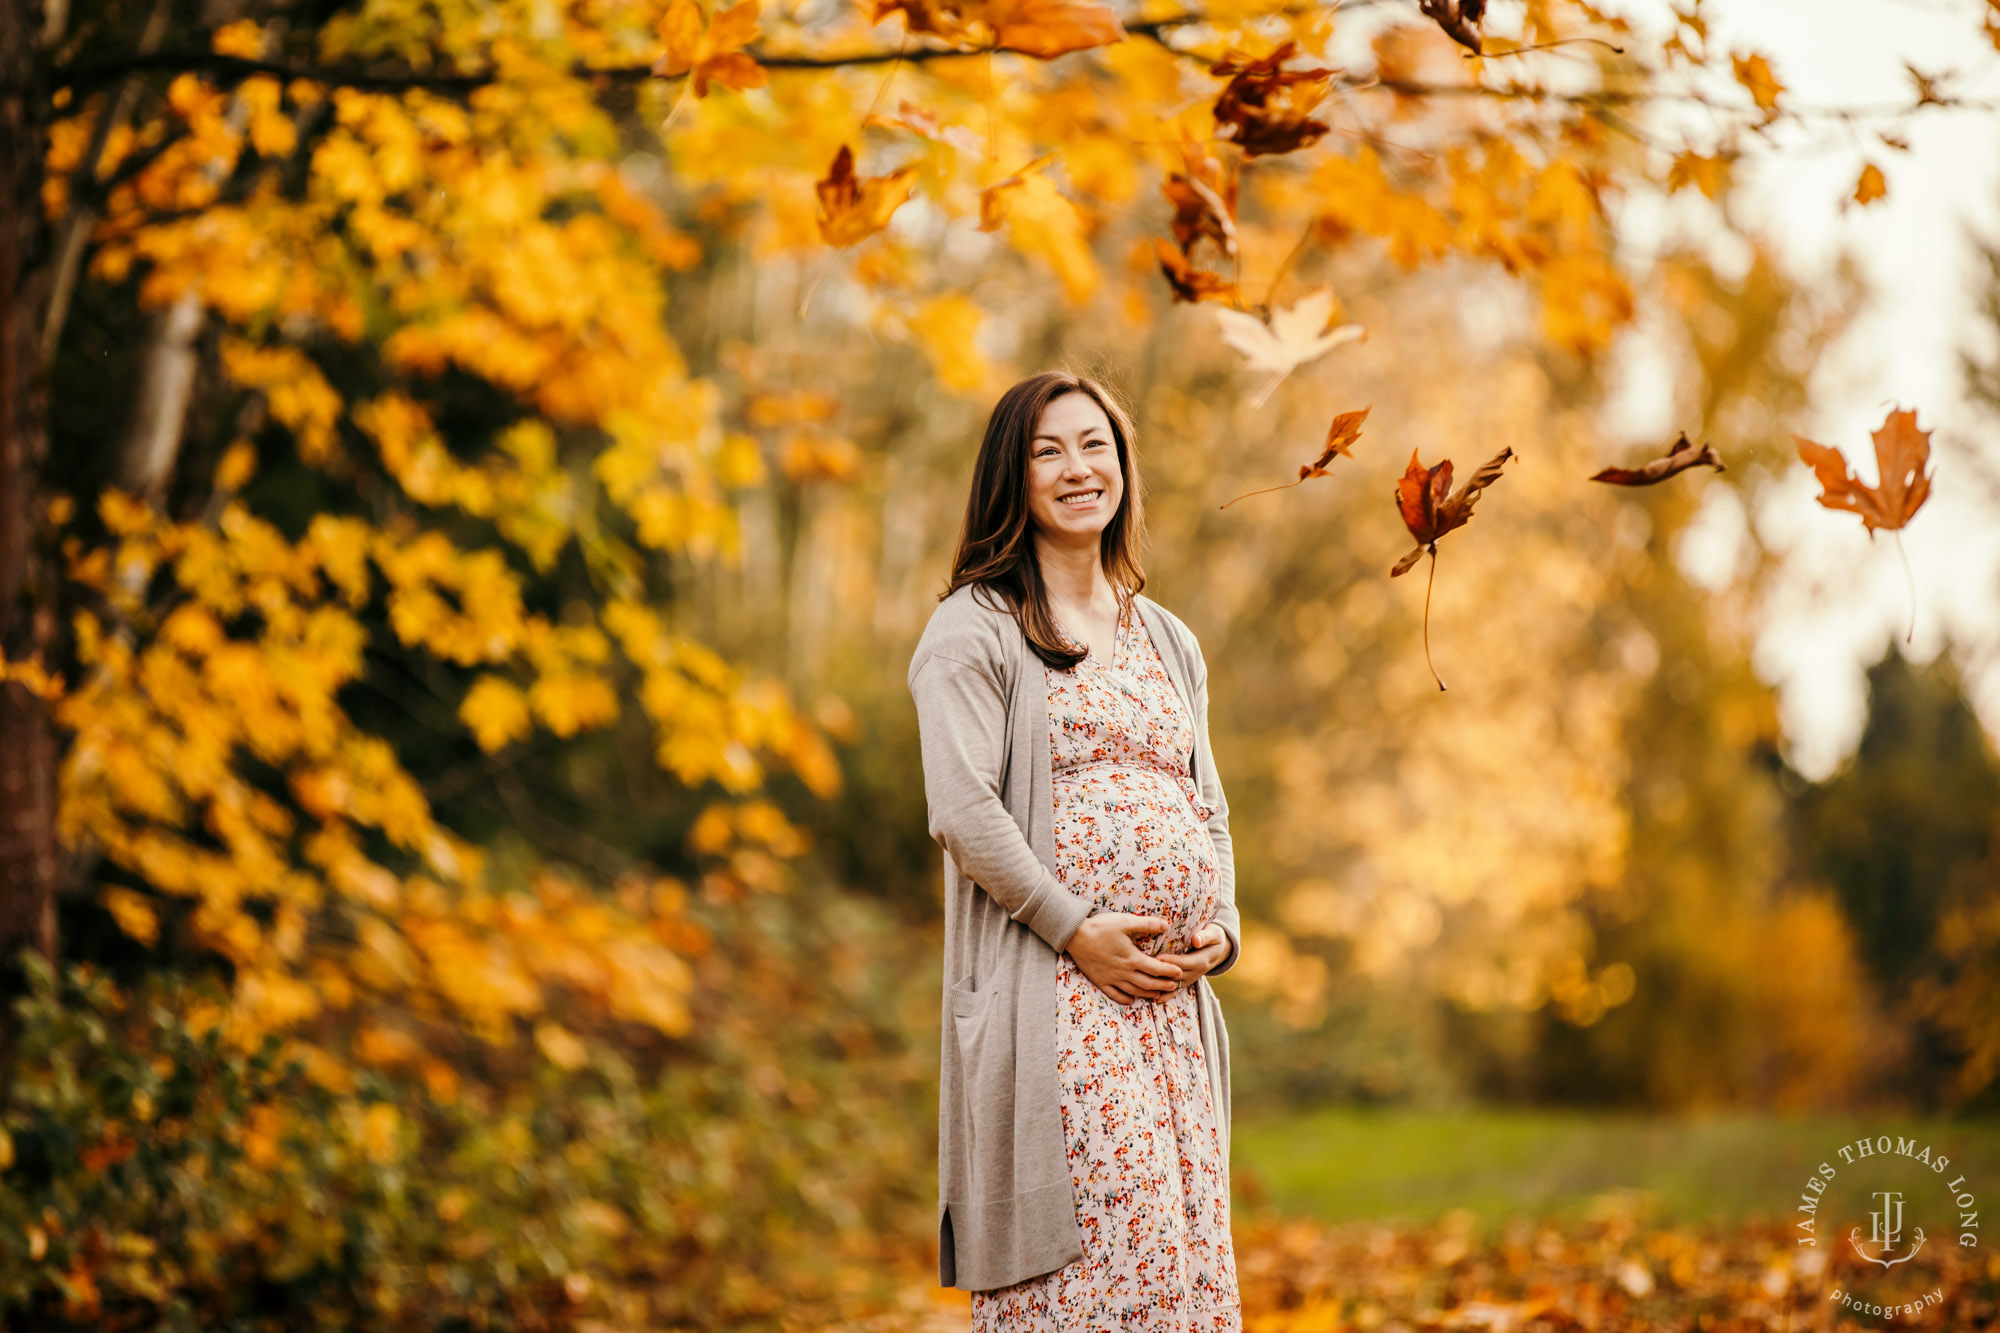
1194,647,1242,976
910,650,1094,954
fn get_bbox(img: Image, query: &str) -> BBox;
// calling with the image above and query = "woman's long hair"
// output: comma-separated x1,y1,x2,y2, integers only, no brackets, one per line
939,370,1147,671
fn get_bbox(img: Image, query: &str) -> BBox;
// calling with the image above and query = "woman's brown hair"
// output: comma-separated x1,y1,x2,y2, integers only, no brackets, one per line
939,370,1147,671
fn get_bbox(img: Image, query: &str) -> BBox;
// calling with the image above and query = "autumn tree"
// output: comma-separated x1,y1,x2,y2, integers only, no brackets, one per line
0,0,1992,1320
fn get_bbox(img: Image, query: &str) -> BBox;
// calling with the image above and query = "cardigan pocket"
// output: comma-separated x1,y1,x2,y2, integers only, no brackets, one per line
947,971,1005,1176
949,970,990,1020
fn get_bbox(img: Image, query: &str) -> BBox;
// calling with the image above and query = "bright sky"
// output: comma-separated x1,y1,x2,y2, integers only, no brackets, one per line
1600,0,2000,780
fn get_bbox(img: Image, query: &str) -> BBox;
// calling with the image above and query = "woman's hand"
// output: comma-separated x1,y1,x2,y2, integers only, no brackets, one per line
1066,913,1185,1005
1156,923,1229,993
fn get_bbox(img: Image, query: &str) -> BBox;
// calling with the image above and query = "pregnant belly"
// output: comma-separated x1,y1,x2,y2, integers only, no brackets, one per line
1052,765,1220,956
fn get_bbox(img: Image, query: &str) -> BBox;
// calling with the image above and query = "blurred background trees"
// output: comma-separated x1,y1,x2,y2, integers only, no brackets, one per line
1,0,1997,1325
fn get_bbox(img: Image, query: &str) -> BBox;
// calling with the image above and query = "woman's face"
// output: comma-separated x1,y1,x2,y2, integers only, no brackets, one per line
1026,392,1123,545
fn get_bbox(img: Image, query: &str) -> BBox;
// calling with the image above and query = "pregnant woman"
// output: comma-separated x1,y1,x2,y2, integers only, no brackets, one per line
907,369,1243,1329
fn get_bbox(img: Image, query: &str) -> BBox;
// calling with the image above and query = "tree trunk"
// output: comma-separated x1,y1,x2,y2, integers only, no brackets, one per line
0,0,59,968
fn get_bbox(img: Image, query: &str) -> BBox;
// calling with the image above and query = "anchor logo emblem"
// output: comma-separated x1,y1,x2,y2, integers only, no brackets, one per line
1849,1190,1926,1268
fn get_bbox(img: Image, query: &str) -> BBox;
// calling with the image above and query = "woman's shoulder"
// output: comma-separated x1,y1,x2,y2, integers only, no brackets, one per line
906,582,1019,687
1134,591,1200,655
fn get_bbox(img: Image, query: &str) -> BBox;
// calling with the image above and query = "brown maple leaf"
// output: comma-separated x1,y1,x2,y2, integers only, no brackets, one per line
815,145,919,248
1589,432,1726,486
1219,406,1370,509
1795,405,1936,643
1794,407,1933,536
1391,445,1515,691
1210,41,1337,158
1163,173,1238,264
1419,0,1484,55
1155,238,1235,305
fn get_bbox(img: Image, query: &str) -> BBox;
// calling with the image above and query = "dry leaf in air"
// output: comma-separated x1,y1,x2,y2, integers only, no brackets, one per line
815,145,918,248
1156,240,1235,305
1209,41,1337,158
1214,287,1364,408
1794,407,1934,536
1590,432,1726,486
1220,406,1370,509
1420,0,1485,55
1853,162,1887,206
1795,405,1936,642
1391,445,1516,690
862,100,986,157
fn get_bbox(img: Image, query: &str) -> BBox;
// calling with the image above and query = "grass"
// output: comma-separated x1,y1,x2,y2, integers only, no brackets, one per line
1231,1106,2000,1238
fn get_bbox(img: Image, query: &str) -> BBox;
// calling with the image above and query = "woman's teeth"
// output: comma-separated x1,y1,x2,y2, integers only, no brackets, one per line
1061,490,1102,506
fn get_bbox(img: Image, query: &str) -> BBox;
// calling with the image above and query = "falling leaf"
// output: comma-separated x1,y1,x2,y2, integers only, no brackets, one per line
862,100,986,156
1163,172,1238,264
1666,151,1730,200
1155,239,1235,305
1419,0,1484,55
652,0,769,98
815,145,919,248
1731,52,1784,118
1214,287,1364,408
1589,432,1726,486
1209,41,1336,158
1793,407,1933,536
1853,162,1887,206
1390,446,1515,690
1795,406,1935,643
1220,406,1370,508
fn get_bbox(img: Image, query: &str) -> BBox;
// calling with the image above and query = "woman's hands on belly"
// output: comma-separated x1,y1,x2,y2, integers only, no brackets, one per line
1155,922,1229,993
1066,913,1186,1005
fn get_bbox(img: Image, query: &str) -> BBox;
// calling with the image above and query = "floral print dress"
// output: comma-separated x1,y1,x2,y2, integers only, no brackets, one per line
970,599,1241,1332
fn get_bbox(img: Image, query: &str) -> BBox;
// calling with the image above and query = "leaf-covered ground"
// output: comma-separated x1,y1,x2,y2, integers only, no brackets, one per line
841,1211,2000,1332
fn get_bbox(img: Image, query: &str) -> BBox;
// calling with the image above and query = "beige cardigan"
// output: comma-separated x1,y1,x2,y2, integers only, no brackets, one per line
907,581,1240,1292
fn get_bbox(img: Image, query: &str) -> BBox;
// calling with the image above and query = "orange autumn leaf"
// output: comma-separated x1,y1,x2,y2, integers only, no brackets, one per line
869,0,1121,57
815,145,919,248
986,0,1126,59
1853,161,1887,206
1794,405,1936,642
1794,406,1934,536
652,0,769,97
1154,238,1235,305
1589,432,1726,486
1732,51,1784,118
978,151,1059,233
1666,151,1730,200
1220,406,1370,509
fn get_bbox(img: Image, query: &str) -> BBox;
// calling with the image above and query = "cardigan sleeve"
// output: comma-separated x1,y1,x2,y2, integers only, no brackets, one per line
1193,645,1242,977
910,650,1094,955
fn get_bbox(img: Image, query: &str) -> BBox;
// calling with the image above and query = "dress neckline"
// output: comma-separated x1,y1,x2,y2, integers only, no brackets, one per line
1056,600,1128,671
